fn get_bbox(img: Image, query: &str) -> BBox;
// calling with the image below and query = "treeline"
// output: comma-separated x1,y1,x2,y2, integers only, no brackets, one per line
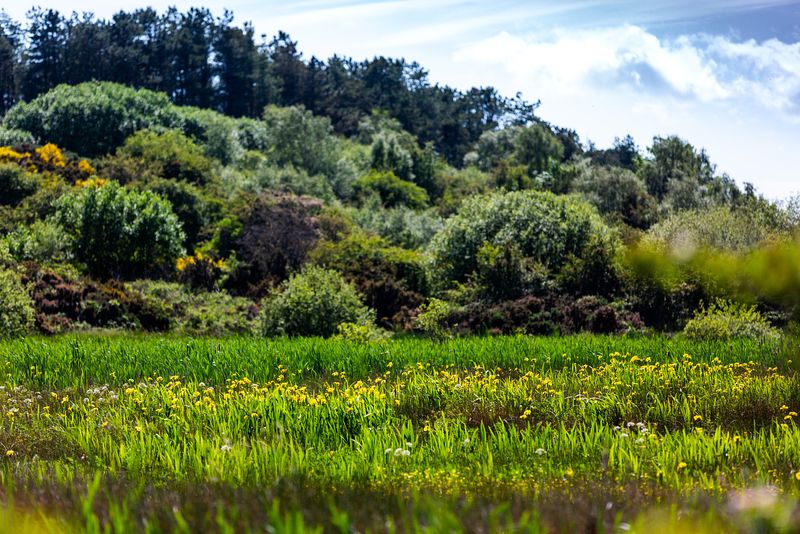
0,7,797,341
0,7,534,164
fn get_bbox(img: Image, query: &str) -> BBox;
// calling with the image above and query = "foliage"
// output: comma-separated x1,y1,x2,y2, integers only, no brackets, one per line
573,163,658,229
234,192,322,290
684,299,780,341
3,81,181,156
644,206,784,254
428,190,620,293
116,129,216,185
0,268,35,337
414,298,451,339
132,177,222,251
310,231,428,326
176,252,226,291
354,170,429,209
331,321,389,343
348,203,443,249
259,266,373,337
54,181,185,278
3,220,73,264
0,127,36,146
0,161,39,205
130,280,257,335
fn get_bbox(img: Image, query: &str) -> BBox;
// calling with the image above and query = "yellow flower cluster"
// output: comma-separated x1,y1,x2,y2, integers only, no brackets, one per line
176,251,225,272
75,177,109,188
0,146,30,163
78,159,96,175
35,143,66,167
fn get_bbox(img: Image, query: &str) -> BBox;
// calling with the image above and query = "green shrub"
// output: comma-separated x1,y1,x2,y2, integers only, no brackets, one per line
354,170,429,209
0,127,36,146
310,230,428,326
573,164,658,229
0,163,39,206
4,220,73,264
644,207,782,254
0,269,35,338
348,204,443,249
684,299,780,341
414,298,452,339
55,182,185,278
331,322,388,343
259,266,373,338
117,129,216,185
3,82,181,156
131,280,256,336
427,190,620,292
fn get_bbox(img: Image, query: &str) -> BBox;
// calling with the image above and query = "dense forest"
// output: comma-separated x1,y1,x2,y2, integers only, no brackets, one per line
1,7,797,340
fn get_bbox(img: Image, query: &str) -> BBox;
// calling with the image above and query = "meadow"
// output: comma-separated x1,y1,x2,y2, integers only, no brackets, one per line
1,334,799,532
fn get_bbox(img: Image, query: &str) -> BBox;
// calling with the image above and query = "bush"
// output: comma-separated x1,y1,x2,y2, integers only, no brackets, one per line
131,280,257,336
117,129,216,185
55,181,185,278
683,299,780,341
235,192,322,288
4,220,73,264
133,177,222,250
310,231,428,326
573,164,658,229
349,204,443,249
0,162,39,206
0,269,35,338
428,190,620,293
3,82,181,156
0,127,36,146
413,298,451,339
354,170,429,209
644,207,782,254
259,266,373,337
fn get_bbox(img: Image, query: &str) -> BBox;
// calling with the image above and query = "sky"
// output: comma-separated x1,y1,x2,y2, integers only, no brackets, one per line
4,1,800,199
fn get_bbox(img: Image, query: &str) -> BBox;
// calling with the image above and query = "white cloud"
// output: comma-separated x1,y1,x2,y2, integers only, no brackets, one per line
454,26,800,108
450,25,800,198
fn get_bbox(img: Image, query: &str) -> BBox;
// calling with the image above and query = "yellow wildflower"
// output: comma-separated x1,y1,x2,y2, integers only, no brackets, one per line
36,143,66,167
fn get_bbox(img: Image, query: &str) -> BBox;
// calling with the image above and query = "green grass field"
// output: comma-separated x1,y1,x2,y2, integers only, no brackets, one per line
1,335,799,532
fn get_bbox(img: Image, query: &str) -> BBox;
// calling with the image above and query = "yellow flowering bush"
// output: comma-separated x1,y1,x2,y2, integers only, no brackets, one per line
0,146,29,163
75,177,108,188
77,159,96,175
35,143,66,167
176,252,226,290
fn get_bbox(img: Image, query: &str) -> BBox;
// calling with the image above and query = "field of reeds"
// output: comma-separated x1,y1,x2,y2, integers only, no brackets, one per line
1,334,800,532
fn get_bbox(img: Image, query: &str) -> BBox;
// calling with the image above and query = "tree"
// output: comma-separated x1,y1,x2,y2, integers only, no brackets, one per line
213,11,258,117
0,13,22,114
573,164,658,229
236,192,322,285
23,8,67,98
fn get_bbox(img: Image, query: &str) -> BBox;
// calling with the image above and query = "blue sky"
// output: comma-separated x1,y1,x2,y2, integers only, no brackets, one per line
5,1,800,198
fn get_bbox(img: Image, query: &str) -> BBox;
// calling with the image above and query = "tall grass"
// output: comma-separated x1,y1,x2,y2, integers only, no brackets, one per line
1,334,798,532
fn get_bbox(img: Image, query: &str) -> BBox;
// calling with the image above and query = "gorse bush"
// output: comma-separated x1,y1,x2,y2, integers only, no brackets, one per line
260,266,373,338
55,181,185,278
684,299,780,341
0,269,35,338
